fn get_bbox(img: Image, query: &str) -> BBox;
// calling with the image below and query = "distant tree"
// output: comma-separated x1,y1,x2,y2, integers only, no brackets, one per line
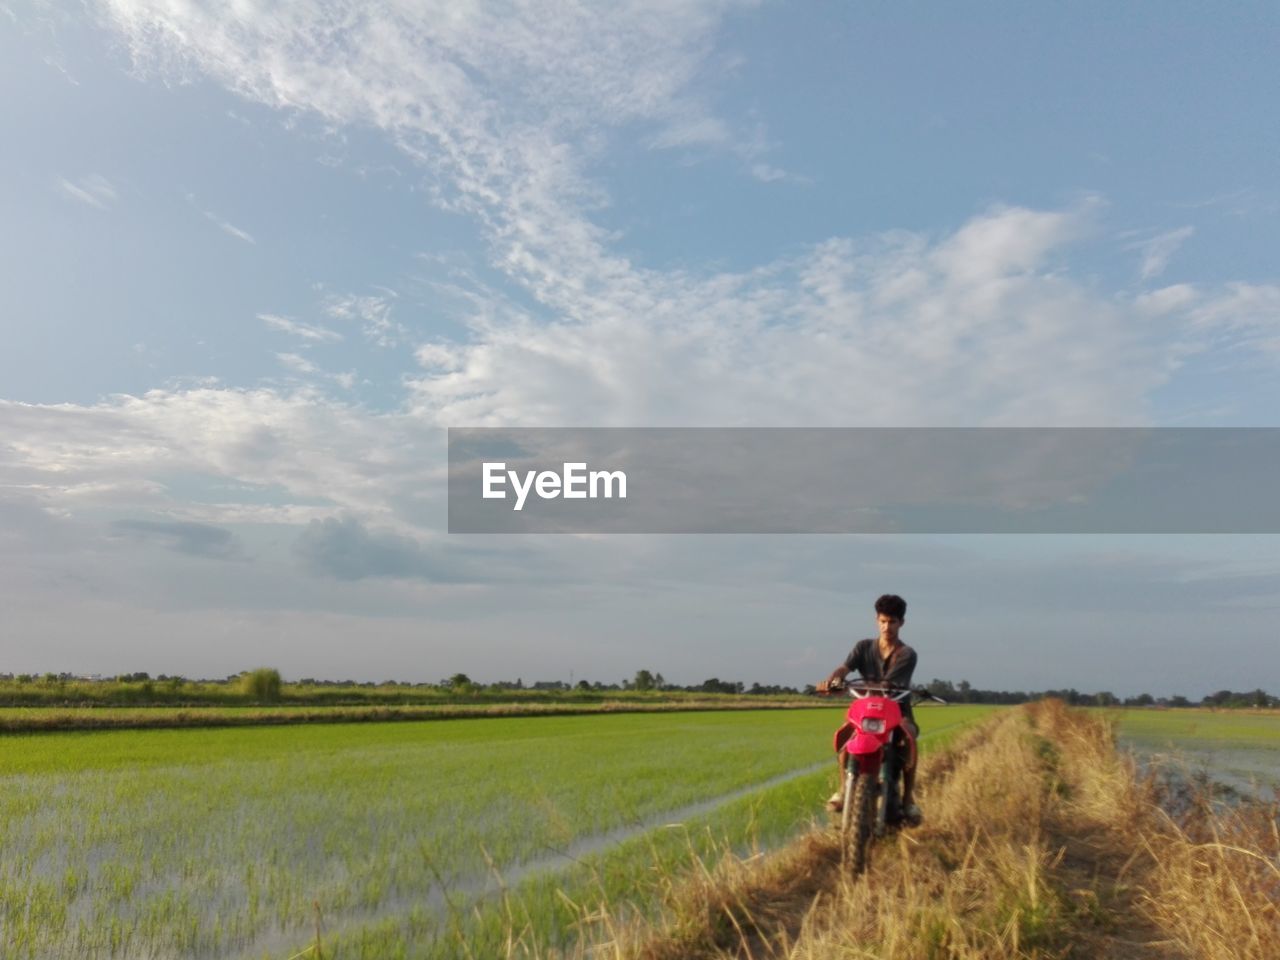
928,679,956,701
576,679,590,691
633,669,655,692
697,678,742,695
448,673,473,690
240,667,283,702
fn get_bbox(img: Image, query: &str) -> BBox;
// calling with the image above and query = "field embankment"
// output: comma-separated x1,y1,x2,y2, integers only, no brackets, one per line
612,700,1279,960
0,697,820,733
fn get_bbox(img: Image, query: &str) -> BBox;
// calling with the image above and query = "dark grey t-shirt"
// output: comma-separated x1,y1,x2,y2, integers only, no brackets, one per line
843,638,918,721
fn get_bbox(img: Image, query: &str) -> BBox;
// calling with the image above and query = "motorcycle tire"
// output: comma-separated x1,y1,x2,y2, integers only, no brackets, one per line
840,768,856,837
850,770,878,875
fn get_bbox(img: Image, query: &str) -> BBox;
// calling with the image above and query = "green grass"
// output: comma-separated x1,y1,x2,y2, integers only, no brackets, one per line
323,705,996,959
0,705,996,959
1108,706,1280,749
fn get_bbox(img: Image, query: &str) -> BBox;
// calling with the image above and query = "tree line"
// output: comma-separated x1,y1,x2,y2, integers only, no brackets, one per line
918,678,1278,709
1,670,1274,708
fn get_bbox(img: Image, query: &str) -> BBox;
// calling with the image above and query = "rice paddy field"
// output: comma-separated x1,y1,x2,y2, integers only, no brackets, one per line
0,699,813,733
0,704,994,959
1112,707,1280,799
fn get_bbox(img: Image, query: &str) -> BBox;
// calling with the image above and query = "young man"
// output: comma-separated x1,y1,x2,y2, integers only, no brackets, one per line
816,593,923,824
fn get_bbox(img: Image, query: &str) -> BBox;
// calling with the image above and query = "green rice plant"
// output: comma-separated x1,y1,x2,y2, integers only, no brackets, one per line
0,704,996,958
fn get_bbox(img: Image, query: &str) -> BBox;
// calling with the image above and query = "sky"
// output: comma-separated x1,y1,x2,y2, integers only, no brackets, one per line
2,1,1279,698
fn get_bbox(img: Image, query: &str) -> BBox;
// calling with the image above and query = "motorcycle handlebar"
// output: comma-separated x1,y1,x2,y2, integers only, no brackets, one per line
814,680,947,705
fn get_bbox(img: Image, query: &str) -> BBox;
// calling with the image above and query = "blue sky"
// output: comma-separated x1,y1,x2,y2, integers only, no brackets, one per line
2,1,1278,696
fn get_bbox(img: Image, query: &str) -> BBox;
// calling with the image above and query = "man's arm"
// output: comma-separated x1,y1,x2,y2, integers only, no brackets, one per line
817,640,868,692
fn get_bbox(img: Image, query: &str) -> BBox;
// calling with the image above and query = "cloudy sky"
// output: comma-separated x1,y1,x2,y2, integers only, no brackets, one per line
2,1,1278,696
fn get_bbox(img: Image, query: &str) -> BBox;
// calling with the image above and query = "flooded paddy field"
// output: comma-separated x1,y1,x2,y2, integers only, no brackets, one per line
1112,708,1280,801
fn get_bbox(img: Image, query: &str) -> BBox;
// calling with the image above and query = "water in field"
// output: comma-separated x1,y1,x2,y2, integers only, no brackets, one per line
1114,708,1280,803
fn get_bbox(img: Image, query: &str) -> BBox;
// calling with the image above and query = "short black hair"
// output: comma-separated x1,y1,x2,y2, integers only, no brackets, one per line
874,594,907,621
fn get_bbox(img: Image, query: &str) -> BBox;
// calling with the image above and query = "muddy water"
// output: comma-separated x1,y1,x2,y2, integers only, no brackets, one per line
1118,736,1280,802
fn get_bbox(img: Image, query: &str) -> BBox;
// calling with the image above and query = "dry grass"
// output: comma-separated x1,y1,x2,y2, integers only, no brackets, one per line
533,700,1279,960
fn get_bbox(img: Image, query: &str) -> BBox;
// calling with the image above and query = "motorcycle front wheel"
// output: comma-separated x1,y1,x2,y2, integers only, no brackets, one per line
843,768,879,874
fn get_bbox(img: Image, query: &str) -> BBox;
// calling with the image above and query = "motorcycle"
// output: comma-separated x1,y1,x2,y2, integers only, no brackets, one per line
820,679,946,873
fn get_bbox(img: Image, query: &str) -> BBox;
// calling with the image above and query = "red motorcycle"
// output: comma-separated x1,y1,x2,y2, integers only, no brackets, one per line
822,679,945,873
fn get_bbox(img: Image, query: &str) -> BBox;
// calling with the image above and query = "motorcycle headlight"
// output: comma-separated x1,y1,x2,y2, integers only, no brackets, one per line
860,717,884,733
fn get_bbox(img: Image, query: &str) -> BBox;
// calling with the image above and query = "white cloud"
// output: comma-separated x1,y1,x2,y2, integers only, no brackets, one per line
1187,283,1280,357
276,352,358,391
1135,284,1198,316
22,11,1275,504
259,313,344,343
276,352,319,376
748,162,787,183
202,208,256,244
57,173,117,209
323,293,405,347
403,203,1192,428
19,7,1272,485
1127,226,1194,280
649,115,731,149
94,3,1280,433
0,390,428,530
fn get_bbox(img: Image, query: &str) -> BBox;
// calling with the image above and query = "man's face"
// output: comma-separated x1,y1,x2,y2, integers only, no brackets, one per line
877,613,903,643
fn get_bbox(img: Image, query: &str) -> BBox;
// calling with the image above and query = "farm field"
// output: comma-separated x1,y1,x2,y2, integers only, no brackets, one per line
0,704,995,958
1110,707,1280,798
0,699,817,733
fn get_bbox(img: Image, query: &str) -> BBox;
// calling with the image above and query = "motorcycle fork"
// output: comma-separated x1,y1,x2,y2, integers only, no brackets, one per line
879,748,900,832
849,752,884,798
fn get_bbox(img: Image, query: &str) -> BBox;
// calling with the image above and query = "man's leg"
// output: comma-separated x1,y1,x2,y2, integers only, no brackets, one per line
901,718,922,824
827,725,853,810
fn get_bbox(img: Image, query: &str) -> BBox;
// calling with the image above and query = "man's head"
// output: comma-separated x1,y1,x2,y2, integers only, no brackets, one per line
874,594,907,643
